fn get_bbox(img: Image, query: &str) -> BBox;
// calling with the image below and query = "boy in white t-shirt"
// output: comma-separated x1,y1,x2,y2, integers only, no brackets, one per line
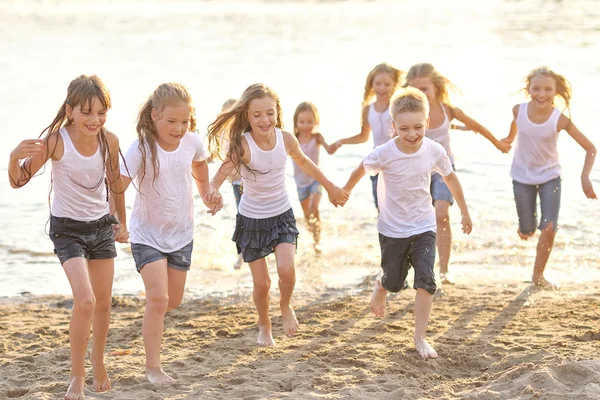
343,87,472,359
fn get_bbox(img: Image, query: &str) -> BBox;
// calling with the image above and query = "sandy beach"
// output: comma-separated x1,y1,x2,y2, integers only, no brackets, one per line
1,268,599,400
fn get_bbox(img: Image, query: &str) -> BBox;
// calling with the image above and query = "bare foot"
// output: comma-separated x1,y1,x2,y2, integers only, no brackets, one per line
518,229,534,240
414,338,438,359
370,277,387,317
532,277,558,290
281,306,299,337
146,367,175,385
91,357,111,392
233,253,243,270
439,272,455,285
65,376,85,400
314,243,322,257
257,323,275,346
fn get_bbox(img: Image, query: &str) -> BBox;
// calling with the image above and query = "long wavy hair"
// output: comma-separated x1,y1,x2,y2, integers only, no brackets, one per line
522,66,572,116
362,63,404,107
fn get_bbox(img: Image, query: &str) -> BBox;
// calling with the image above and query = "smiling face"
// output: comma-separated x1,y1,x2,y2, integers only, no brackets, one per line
407,76,436,104
295,110,316,135
528,75,557,111
247,95,277,137
392,110,429,153
372,72,396,102
152,104,191,150
66,96,108,138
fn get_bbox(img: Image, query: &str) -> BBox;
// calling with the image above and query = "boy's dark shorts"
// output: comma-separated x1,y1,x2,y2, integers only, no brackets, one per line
379,231,437,295
49,214,118,265
131,241,194,273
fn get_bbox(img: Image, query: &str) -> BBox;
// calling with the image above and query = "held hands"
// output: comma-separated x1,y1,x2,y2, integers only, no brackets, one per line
461,213,473,234
581,176,597,199
10,139,44,161
203,190,224,215
330,140,343,154
495,140,512,154
113,224,130,243
328,185,349,207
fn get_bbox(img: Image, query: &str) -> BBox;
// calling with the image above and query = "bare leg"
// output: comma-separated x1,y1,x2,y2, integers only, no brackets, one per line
414,288,437,359
62,258,95,400
274,243,298,337
434,200,453,283
249,258,274,346
532,225,557,288
307,193,322,253
88,259,114,393
166,268,187,312
140,259,174,385
370,276,387,317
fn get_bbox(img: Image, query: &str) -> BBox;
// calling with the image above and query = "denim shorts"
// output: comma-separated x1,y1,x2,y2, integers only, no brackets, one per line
131,241,194,273
370,174,379,209
431,171,454,205
513,177,561,234
49,214,118,265
379,231,437,295
296,180,322,202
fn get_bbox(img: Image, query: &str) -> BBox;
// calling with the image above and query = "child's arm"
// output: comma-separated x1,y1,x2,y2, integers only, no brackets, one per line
8,133,58,188
335,106,371,148
315,133,337,155
104,131,128,243
207,155,237,208
285,131,348,206
500,105,519,147
441,172,473,234
558,115,597,199
343,160,366,194
450,105,511,153
193,159,223,215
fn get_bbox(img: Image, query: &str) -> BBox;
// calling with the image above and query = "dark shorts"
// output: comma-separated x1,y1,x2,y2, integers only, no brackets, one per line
370,174,379,209
513,177,561,234
49,214,118,265
131,241,194,273
233,208,299,263
379,231,437,295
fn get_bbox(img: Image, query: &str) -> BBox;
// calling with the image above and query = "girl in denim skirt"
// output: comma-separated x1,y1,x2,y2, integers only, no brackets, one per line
207,83,348,347
8,75,128,400
120,83,221,384
291,102,337,254
500,66,597,289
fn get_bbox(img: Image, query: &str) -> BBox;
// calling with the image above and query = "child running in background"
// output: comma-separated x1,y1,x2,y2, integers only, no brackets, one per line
404,63,509,284
207,83,348,346
8,75,128,400
343,87,472,359
292,101,337,254
333,63,403,210
120,83,221,385
500,66,596,289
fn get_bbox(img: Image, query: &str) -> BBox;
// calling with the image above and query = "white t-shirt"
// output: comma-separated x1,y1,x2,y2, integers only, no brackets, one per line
121,132,209,252
363,138,453,238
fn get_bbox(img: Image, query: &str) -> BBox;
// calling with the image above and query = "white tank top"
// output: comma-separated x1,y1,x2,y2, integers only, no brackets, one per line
368,103,394,148
511,102,561,185
239,128,292,218
425,102,453,162
293,135,319,188
51,128,109,221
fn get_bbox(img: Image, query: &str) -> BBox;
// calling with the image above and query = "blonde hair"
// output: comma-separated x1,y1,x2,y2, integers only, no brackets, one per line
207,83,283,177
293,101,320,136
362,63,404,107
221,98,237,112
522,66,572,113
390,87,430,119
136,83,196,189
404,63,461,105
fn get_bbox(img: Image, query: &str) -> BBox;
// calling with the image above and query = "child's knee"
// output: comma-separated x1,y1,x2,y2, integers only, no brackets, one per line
540,221,558,234
381,275,407,293
278,266,296,284
74,296,96,314
436,213,450,225
415,274,436,295
254,279,271,293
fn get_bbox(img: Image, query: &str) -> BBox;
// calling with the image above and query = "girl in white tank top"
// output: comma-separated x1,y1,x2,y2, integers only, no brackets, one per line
207,84,348,347
405,63,509,284
291,102,337,253
7,75,127,400
500,66,597,289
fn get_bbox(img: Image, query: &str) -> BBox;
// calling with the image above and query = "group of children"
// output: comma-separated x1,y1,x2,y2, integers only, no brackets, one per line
7,63,596,399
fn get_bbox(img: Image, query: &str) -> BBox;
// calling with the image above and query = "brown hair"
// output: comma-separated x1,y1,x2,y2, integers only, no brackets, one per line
522,66,572,114
293,101,320,137
390,87,430,119
362,63,404,107
404,63,461,105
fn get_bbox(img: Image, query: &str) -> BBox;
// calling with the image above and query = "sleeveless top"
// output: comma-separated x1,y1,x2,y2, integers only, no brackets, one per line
293,135,320,188
511,102,562,185
425,102,453,163
239,128,291,218
368,103,394,148
51,127,109,221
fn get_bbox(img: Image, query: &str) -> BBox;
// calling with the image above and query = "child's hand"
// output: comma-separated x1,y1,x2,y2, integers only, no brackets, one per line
495,140,511,154
450,124,471,131
328,185,349,207
461,213,473,234
330,140,342,154
500,137,512,146
581,176,597,199
113,224,130,243
203,190,223,215
10,139,44,161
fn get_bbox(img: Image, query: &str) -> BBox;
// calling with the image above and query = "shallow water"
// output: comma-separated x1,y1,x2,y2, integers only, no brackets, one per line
0,0,598,298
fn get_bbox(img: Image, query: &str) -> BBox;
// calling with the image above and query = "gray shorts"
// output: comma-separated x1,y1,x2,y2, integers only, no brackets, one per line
296,180,322,202
513,177,561,234
431,171,454,205
379,231,437,295
49,214,118,265
131,241,194,273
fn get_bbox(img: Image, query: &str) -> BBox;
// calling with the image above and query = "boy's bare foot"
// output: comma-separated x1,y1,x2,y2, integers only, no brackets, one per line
257,323,275,346
146,367,175,385
370,278,387,317
518,229,534,240
91,358,111,392
281,306,299,337
439,272,455,285
65,376,85,400
233,253,243,270
414,338,438,359
532,277,558,290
